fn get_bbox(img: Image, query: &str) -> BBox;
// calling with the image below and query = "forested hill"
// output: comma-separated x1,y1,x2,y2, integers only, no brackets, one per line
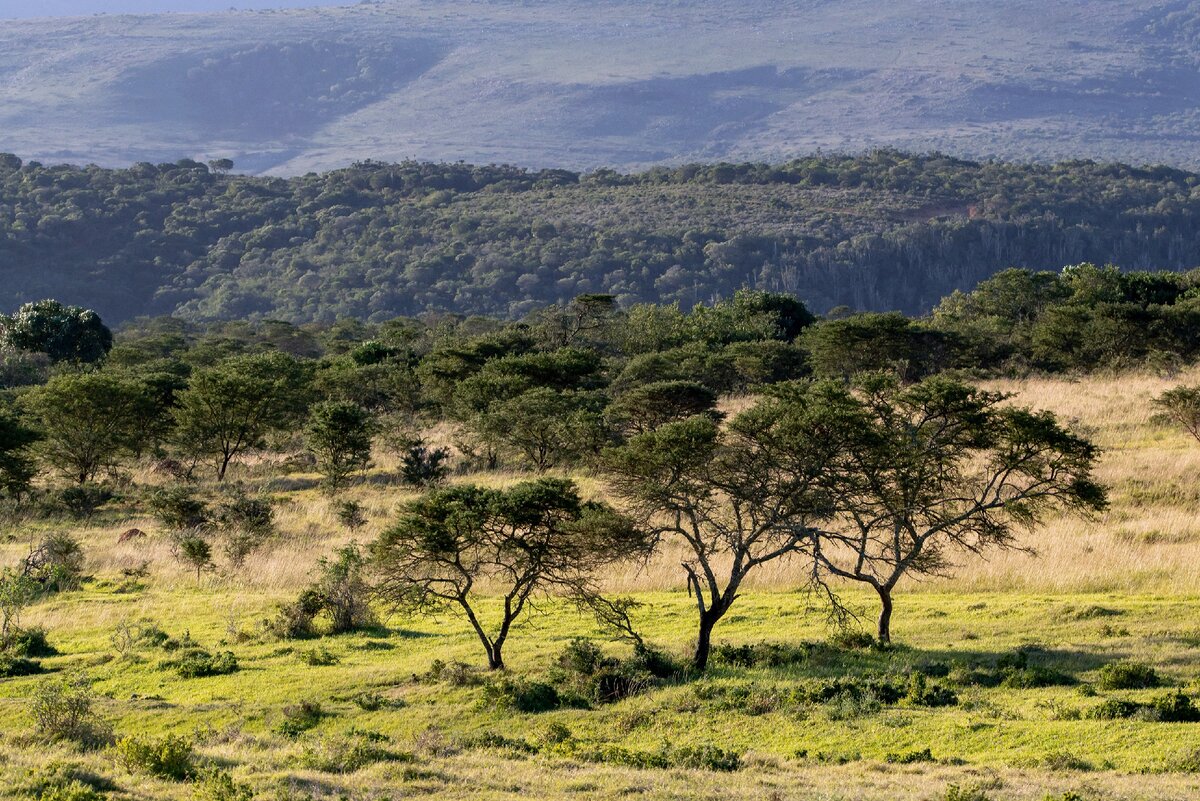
4,151,1200,325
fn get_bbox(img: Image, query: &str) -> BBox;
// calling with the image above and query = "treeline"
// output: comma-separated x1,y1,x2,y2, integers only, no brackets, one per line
4,150,1200,323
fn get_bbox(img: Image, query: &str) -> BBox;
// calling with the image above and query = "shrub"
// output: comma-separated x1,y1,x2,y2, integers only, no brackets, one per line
312,544,375,634
8,626,57,657
482,677,560,713
57,486,113,519
18,761,116,801
23,533,86,591
711,641,810,668
147,485,208,531
1149,690,1200,722
29,673,108,745
297,731,400,773
944,785,992,801
334,500,367,531
399,440,451,487
670,743,742,771
903,673,958,707
885,747,936,764
0,649,43,677
265,590,323,640
113,733,194,780
828,629,877,650
215,493,275,568
192,767,254,801
550,638,661,705
1096,661,1160,690
160,648,238,678
277,700,324,737
298,646,340,666
422,659,481,687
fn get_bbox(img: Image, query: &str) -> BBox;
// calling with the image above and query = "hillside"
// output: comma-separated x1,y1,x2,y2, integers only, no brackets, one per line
4,153,1200,324
6,1,1200,172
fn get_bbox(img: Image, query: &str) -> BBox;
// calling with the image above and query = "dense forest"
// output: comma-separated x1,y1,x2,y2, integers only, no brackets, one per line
4,151,1200,324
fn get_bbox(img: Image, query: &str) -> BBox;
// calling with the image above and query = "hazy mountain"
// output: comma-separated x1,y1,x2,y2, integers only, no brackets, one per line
4,1,1200,174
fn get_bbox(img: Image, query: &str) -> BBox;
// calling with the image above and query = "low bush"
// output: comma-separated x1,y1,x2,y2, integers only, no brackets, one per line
277,700,324,737
1096,661,1160,690
711,641,811,668
297,731,402,773
159,648,238,678
903,673,959,707
1148,690,1200,722
482,676,561,713
944,785,992,801
885,747,936,764
421,659,482,687
297,646,340,666
29,673,109,746
0,649,43,677
192,767,254,801
113,733,194,780
549,638,665,705
18,762,116,801
7,626,56,657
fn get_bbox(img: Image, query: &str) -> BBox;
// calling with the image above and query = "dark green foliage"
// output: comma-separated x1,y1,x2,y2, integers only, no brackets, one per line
885,747,936,764
192,768,254,801
305,401,374,492
0,409,40,498
311,544,376,634
21,533,86,592
802,311,957,381
175,533,213,581
6,626,56,657
1148,690,1200,722
213,492,275,568
0,300,112,364
173,351,314,480
22,372,159,483
56,486,113,519
1096,661,1161,690
147,485,208,531
398,439,451,487
334,499,368,531
481,677,561,713
159,648,238,678
0,649,43,677
549,639,666,705
113,734,194,780
374,478,647,670
605,380,719,436
298,646,340,666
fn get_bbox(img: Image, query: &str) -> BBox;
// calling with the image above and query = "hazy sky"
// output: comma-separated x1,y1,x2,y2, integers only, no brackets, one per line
0,1,354,17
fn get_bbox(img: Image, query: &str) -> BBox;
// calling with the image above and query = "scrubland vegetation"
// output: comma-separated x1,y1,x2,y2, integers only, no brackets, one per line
1,274,1200,800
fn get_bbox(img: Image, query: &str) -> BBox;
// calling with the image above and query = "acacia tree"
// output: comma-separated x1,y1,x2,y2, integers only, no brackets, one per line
808,375,1106,643
1152,385,1200,442
305,401,374,493
22,372,157,483
601,393,846,672
173,352,313,480
604,380,719,437
372,478,648,670
0,409,40,498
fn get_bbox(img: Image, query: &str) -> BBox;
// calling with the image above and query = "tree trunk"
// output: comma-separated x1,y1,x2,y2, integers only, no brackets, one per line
875,584,894,644
488,642,504,671
217,454,231,481
692,611,719,672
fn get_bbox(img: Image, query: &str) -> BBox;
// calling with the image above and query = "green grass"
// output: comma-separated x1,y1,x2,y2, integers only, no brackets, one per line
3,581,1200,800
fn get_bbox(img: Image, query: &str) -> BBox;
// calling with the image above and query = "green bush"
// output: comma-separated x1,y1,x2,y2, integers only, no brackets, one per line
482,677,560,713
29,673,109,746
944,785,991,801
1148,690,1200,722
277,700,324,737
297,646,340,666
670,744,742,771
1096,661,1160,690
113,733,194,780
7,626,56,657
160,648,238,678
19,762,115,801
192,767,254,801
0,648,43,677
885,747,936,764
1087,698,1141,720
903,673,959,707
297,731,402,773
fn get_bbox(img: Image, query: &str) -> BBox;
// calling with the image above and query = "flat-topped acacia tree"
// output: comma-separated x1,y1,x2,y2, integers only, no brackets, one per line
601,390,849,672
805,374,1106,643
371,478,648,670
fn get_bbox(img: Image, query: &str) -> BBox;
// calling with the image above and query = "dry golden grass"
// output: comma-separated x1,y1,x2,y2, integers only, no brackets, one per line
5,369,1200,599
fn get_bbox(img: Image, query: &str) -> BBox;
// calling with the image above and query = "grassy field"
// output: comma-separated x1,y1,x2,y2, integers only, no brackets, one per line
3,369,1200,800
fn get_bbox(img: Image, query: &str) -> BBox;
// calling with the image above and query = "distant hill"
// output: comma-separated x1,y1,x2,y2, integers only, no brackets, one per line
3,152,1200,325
5,1,1200,172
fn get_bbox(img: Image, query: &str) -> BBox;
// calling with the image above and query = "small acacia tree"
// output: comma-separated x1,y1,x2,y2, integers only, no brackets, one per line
372,478,648,670
1152,385,1200,442
173,351,313,481
0,409,40,498
305,401,374,493
601,393,846,672
22,372,156,483
807,374,1106,643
